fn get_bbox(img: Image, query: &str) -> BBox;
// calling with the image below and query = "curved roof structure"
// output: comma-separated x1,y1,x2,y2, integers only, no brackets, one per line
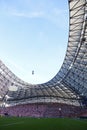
0,0,87,107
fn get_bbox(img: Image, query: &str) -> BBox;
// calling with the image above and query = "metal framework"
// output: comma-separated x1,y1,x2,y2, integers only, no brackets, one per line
0,0,87,107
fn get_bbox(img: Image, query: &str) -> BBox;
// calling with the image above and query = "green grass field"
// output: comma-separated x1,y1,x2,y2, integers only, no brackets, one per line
0,117,87,130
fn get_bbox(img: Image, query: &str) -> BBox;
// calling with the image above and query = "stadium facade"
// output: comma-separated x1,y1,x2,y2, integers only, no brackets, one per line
0,0,87,117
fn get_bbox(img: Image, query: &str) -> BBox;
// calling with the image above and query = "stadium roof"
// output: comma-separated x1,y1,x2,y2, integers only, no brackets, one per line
0,0,87,107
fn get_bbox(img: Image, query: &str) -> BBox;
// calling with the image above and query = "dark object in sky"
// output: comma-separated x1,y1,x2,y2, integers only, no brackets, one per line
32,70,34,75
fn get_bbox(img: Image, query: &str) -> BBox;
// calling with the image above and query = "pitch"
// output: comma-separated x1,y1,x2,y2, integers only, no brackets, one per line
0,117,87,130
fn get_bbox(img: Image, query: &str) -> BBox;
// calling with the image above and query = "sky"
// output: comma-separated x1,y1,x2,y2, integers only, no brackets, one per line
0,0,69,84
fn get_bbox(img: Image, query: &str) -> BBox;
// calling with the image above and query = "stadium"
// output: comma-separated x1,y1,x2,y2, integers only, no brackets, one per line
0,0,87,130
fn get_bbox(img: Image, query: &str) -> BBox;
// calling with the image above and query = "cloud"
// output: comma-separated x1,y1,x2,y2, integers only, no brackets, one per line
12,8,68,29
10,10,44,18
0,0,68,29
0,1,67,17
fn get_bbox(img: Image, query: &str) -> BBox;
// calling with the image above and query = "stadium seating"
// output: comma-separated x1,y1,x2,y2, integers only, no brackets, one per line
0,103,85,118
